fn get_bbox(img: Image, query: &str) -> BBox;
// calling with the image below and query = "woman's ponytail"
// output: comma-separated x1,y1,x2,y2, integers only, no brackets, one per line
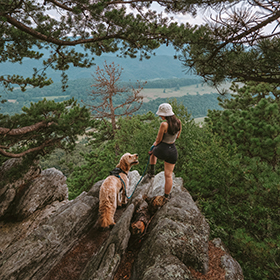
166,115,181,135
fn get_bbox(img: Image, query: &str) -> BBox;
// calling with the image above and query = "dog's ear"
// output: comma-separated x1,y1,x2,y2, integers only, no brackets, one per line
117,156,129,172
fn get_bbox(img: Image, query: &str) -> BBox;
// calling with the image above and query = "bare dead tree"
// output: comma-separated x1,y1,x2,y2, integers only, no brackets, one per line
85,61,146,137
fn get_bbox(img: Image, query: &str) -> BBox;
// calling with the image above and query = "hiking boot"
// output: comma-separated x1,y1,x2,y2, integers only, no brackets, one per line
164,193,171,200
147,164,155,178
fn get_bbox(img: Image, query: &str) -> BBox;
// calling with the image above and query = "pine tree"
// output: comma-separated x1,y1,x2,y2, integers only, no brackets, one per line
207,82,280,168
180,1,280,86
0,98,90,161
0,0,203,162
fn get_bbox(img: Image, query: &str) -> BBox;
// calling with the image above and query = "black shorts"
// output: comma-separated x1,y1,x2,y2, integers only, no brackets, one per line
152,142,178,164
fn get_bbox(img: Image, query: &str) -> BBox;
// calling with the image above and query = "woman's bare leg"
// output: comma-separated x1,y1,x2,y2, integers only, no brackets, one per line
164,161,175,195
149,154,157,165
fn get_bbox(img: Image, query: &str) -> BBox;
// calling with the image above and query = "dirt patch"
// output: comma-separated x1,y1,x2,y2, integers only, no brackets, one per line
114,238,226,280
113,235,143,280
44,208,125,280
113,196,168,280
189,241,226,280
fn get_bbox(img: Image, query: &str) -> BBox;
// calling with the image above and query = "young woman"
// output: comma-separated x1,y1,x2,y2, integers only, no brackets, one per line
148,103,182,198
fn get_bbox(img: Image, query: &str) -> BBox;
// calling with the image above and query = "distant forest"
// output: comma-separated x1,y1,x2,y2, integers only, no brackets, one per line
1,77,222,118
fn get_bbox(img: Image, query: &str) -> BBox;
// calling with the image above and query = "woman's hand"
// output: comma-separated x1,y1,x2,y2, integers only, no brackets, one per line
149,144,155,155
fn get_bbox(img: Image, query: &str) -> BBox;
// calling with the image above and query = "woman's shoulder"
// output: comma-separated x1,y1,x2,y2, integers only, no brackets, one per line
160,121,168,132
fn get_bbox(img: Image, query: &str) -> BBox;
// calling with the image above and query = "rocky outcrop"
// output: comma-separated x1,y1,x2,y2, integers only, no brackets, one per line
0,160,244,280
0,158,68,221
79,204,135,280
131,173,210,280
0,193,98,280
0,158,41,219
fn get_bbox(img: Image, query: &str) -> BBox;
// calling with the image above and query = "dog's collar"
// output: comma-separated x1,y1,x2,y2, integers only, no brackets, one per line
109,167,127,176
109,168,127,192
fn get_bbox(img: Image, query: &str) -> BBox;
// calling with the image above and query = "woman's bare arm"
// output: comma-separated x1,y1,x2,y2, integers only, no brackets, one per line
154,122,168,146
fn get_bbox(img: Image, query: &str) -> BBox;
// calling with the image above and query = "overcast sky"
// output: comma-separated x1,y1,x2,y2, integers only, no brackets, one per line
46,2,277,39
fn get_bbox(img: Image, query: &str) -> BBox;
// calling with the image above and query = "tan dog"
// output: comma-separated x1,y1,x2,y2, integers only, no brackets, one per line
98,153,139,229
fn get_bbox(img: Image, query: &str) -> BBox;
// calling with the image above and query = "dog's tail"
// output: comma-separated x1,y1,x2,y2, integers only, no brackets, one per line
98,202,115,228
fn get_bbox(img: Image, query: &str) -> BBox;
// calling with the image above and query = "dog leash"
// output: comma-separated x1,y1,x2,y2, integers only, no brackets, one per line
117,145,154,199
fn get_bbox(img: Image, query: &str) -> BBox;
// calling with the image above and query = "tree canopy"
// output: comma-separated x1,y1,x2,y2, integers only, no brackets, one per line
0,0,200,161
207,82,280,168
0,98,90,159
180,0,280,86
2,0,280,161
2,1,280,89
1,0,210,91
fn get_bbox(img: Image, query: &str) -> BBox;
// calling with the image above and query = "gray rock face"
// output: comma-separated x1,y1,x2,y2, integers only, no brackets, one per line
212,238,244,280
0,159,67,221
13,168,68,220
0,192,98,280
0,162,244,280
79,204,135,280
131,174,210,280
0,158,41,219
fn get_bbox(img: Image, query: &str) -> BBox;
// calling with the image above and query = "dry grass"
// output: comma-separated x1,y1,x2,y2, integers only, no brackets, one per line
141,82,232,102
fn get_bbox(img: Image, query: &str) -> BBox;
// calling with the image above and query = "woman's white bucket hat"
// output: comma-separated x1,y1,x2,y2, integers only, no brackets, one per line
156,103,174,116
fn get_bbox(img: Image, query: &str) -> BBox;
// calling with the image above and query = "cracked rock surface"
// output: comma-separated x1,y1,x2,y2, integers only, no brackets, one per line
0,160,244,280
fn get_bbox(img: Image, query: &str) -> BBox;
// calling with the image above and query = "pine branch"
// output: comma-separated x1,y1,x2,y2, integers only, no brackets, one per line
0,121,55,136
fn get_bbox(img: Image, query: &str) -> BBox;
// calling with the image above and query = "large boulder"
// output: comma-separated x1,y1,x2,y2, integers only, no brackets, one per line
80,172,244,280
131,173,210,280
0,162,244,280
79,204,135,280
0,159,67,221
0,192,98,280
0,158,41,219
12,168,68,220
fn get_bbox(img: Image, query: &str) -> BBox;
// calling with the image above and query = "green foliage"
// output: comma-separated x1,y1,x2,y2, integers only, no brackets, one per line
176,127,232,197
0,98,91,160
181,10,280,85
39,143,91,177
175,120,280,279
115,112,163,172
66,112,161,199
203,157,280,280
188,82,280,279
67,141,118,200
206,82,280,168
1,0,204,91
